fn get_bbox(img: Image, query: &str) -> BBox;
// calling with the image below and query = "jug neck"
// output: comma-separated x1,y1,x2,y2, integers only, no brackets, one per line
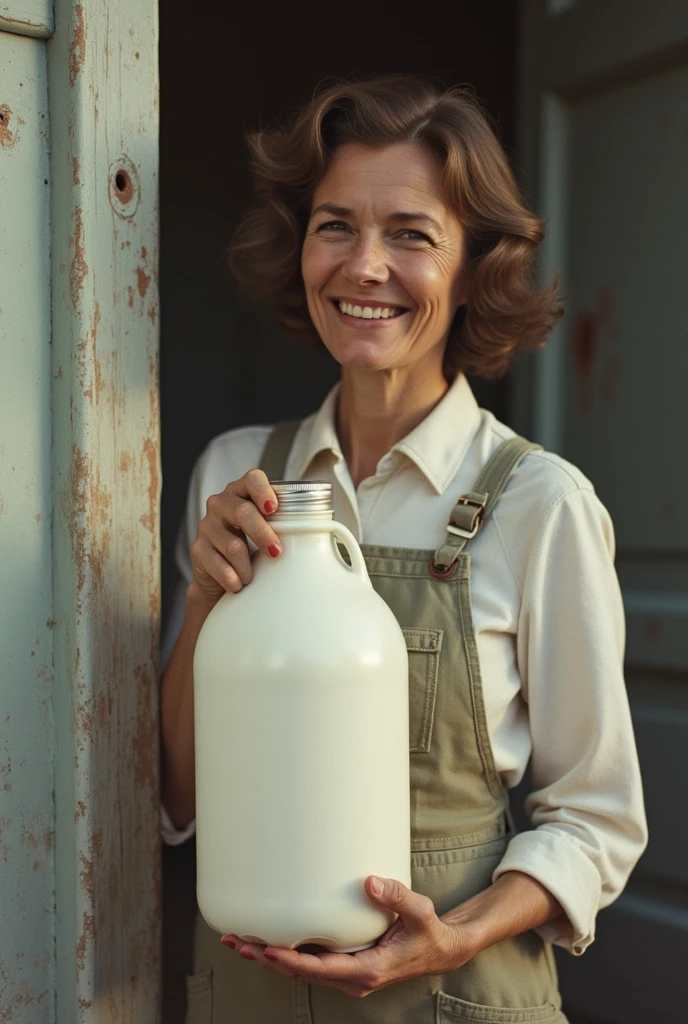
270,481,333,528
270,510,334,533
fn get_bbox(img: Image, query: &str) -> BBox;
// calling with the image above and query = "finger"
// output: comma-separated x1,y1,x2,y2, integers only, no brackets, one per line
190,539,245,594
262,947,371,985
365,876,437,932
203,522,254,585
227,494,282,557
237,468,279,517
234,941,296,979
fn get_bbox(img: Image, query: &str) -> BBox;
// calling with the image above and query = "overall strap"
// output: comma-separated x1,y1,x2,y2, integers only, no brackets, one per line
258,419,302,480
432,436,542,576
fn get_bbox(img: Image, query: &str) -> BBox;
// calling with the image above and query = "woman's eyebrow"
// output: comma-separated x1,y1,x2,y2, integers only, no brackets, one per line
311,202,442,232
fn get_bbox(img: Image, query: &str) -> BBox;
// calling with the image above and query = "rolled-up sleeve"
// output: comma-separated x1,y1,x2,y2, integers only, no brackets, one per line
493,486,648,954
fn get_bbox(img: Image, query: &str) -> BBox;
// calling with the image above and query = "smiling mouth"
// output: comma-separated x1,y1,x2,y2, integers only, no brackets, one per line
330,299,408,320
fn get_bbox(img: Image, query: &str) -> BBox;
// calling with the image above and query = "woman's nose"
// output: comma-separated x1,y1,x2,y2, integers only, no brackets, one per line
341,235,390,286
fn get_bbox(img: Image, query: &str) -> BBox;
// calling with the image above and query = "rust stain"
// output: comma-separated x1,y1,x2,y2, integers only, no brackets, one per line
70,206,88,310
77,301,105,402
74,801,86,821
68,4,86,88
0,105,17,149
132,663,157,791
139,438,159,534
35,513,42,523
55,365,64,380
119,451,132,473
0,985,48,1021
148,304,158,325
127,285,134,308
573,313,596,413
76,912,95,973
136,265,151,298
0,817,11,862
72,156,81,186
96,692,108,727
141,246,147,259
572,286,619,414
67,446,113,612
79,851,94,901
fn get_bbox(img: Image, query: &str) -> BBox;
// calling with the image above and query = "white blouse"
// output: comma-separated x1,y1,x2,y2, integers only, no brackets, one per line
160,372,647,956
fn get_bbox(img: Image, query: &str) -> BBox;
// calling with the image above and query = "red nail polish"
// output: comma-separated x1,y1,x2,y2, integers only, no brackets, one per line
240,950,254,960
268,544,281,558
264,952,278,961
264,500,276,513
221,937,236,948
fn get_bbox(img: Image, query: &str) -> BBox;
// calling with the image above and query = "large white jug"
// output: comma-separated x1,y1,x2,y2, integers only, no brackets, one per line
193,481,411,952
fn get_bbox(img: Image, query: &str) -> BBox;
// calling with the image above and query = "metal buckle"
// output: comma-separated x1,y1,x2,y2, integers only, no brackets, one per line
447,497,486,540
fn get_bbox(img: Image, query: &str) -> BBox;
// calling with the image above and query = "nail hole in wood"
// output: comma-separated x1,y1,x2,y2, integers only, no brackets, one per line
113,169,134,204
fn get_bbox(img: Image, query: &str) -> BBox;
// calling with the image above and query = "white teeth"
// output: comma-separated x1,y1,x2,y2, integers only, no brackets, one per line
337,300,403,319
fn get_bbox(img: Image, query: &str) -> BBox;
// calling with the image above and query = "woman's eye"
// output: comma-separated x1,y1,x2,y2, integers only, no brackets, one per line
317,220,348,231
398,229,430,241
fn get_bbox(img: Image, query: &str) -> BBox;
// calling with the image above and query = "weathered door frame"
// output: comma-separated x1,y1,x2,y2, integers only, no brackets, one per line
2,0,161,1020
49,0,161,1018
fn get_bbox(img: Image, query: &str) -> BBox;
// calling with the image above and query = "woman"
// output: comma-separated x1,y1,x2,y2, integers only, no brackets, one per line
160,74,647,1023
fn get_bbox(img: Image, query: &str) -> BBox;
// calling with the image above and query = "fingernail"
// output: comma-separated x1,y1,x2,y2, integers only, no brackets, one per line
239,950,254,960
268,543,281,558
370,876,384,896
264,952,278,961
221,937,236,948
264,500,276,513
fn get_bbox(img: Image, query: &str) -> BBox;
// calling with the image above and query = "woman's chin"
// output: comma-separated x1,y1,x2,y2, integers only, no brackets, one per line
323,336,402,373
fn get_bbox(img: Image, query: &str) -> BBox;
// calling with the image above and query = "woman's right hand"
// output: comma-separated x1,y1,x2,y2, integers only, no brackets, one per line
188,469,282,605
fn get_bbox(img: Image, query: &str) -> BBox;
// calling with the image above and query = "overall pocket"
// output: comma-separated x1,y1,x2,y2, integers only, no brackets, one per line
437,991,566,1024
185,969,212,1024
403,627,442,753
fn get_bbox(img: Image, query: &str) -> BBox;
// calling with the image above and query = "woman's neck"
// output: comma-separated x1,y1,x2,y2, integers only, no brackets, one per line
337,363,449,490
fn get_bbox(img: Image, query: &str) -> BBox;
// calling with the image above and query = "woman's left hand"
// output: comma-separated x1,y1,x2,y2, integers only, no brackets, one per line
220,875,476,999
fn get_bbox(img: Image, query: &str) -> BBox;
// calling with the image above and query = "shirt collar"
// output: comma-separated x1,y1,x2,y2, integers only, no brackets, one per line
292,372,481,495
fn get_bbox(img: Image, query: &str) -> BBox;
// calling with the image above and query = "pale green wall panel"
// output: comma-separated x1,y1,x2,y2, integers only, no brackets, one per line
0,28,55,1024
0,0,53,37
47,0,161,1019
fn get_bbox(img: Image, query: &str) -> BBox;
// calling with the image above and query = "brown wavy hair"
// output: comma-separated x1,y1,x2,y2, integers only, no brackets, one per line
227,73,563,379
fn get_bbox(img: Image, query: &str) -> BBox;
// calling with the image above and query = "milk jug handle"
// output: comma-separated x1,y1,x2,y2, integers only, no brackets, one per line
324,522,369,581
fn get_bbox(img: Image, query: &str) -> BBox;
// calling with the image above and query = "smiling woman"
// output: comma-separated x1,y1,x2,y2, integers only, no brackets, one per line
227,74,563,380
160,72,647,1024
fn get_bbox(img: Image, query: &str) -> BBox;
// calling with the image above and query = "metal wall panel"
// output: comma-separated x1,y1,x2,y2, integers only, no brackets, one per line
47,1,161,1019
0,0,53,37
0,28,54,1024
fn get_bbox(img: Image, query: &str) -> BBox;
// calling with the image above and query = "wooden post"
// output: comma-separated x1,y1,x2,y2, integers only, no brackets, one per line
48,0,161,1019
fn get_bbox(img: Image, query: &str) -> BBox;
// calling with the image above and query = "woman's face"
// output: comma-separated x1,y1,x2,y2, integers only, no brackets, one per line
301,141,469,376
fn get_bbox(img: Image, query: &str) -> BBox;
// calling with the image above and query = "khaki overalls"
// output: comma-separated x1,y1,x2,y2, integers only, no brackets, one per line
186,422,568,1024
